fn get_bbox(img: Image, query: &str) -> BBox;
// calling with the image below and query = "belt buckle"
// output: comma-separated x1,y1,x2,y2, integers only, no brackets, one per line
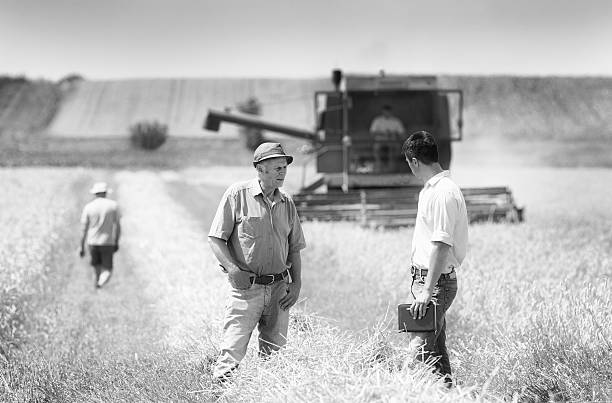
261,274,275,285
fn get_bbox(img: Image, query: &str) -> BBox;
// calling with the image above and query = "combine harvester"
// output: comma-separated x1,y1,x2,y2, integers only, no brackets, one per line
204,69,523,227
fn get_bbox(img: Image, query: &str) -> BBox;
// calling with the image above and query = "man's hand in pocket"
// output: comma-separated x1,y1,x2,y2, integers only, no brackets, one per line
227,268,254,289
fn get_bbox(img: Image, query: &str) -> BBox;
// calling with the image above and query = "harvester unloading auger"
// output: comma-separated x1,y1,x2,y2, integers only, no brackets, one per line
204,69,523,227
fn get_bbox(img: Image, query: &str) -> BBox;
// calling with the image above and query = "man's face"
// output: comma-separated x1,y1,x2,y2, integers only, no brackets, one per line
257,158,288,190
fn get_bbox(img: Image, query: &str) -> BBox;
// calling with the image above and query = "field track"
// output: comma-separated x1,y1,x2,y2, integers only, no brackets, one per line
2,170,235,401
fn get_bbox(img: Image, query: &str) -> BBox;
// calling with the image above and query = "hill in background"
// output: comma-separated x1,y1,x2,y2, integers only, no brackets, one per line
1,75,611,142
47,78,330,138
441,75,612,141
0,76,60,137
1,74,611,168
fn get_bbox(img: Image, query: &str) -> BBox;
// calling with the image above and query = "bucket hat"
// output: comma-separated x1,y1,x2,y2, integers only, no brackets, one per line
253,142,293,166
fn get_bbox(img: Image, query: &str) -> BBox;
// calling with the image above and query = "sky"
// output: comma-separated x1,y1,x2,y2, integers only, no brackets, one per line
1,0,611,80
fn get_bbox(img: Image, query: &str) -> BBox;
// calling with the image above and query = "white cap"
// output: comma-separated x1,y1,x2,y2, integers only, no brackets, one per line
89,182,111,194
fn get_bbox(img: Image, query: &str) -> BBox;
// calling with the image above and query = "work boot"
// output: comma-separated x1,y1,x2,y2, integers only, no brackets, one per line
441,374,454,389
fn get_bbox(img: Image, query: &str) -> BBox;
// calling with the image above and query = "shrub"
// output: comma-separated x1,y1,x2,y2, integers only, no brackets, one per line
129,121,168,150
57,73,84,84
57,73,84,92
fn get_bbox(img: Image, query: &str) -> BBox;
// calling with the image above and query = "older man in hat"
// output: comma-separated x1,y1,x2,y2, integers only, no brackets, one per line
208,142,306,381
79,182,121,289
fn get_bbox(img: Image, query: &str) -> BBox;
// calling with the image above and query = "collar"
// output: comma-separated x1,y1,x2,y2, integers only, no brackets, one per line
424,170,450,188
249,178,286,203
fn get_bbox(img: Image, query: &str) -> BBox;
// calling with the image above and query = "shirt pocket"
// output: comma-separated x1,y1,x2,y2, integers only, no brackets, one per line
238,216,264,240
237,216,264,268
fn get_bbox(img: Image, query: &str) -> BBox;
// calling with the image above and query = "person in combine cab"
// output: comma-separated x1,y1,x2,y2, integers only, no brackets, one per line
402,131,468,388
208,142,306,382
79,182,121,289
370,104,405,172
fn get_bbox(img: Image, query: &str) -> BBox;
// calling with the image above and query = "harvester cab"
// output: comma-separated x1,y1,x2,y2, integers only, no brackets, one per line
311,69,462,190
204,69,523,226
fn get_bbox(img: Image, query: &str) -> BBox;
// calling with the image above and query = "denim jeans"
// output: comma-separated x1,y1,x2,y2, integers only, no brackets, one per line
213,280,289,379
408,275,458,376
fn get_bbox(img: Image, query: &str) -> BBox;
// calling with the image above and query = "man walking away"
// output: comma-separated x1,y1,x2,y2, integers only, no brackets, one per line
402,131,468,387
79,182,121,289
208,142,306,382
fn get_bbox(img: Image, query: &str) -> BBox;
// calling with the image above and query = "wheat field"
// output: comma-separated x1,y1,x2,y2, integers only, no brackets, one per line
0,161,610,402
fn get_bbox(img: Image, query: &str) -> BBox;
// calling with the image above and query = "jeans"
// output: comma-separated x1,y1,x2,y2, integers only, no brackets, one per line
408,275,458,376
213,280,289,379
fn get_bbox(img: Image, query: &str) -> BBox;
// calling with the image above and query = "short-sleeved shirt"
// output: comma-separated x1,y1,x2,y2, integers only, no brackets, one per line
208,179,306,276
81,197,121,246
369,115,405,139
411,171,468,273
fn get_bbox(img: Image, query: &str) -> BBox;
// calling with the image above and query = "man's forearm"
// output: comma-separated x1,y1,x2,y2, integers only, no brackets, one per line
115,222,121,245
425,242,450,292
288,251,301,284
80,225,88,248
208,236,241,273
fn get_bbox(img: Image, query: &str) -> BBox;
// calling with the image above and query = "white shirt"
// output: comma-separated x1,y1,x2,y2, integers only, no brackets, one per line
411,171,468,273
81,197,121,246
369,115,405,135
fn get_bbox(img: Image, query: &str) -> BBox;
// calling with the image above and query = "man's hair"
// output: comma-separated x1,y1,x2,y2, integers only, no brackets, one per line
402,131,439,164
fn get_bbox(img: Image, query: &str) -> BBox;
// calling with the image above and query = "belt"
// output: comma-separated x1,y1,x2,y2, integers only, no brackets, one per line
411,265,457,280
253,269,289,286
